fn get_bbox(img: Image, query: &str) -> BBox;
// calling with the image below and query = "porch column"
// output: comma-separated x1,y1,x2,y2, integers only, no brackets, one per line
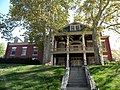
67,53,69,67
54,57,56,65
83,34,87,65
51,54,53,65
82,34,85,50
51,35,54,65
67,35,69,51
84,53,87,65
66,35,70,67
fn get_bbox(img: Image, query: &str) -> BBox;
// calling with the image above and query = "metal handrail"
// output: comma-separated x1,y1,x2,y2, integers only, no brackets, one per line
61,67,70,90
84,66,97,90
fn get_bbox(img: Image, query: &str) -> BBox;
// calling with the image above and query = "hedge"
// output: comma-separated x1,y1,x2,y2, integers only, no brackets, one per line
0,58,40,65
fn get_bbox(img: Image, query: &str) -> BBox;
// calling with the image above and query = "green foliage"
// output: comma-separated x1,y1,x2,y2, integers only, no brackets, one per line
0,13,19,40
0,64,64,90
72,0,120,64
89,65,120,90
0,43,5,57
74,0,120,32
10,0,70,48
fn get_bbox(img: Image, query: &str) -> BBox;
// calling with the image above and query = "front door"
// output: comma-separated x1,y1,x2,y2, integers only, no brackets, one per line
71,57,82,66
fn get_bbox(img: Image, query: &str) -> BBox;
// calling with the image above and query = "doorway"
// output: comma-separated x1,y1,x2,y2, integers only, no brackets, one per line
71,57,83,66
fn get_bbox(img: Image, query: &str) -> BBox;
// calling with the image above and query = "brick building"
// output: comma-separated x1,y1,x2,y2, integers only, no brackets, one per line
5,22,112,66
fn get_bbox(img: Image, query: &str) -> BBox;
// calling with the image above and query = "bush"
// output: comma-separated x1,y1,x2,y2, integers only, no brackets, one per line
0,58,40,65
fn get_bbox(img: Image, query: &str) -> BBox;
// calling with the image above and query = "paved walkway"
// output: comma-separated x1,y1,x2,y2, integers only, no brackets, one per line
67,67,90,90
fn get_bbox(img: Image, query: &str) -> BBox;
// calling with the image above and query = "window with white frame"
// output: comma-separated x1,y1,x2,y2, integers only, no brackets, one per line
70,25,74,31
103,55,108,64
101,41,106,51
10,47,17,56
70,25,80,31
21,47,27,56
76,25,80,30
33,47,38,56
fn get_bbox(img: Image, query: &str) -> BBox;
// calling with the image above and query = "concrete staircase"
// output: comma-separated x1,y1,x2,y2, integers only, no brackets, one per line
67,67,90,90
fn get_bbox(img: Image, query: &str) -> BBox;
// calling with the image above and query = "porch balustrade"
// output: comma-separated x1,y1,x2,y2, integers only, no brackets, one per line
53,48,66,52
52,46,94,52
85,47,94,51
69,45,83,51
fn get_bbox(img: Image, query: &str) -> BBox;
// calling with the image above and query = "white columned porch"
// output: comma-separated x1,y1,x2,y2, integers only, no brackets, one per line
82,34,87,65
66,35,70,67
50,35,54,65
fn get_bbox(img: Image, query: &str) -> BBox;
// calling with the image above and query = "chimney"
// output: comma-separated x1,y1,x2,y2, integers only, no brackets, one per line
14,37,18,43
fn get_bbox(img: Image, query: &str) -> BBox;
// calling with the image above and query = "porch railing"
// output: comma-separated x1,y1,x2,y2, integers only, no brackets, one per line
61,67,70,90
52,47,94,52
84,66,98,90
53,48,66,52
86,47,94,51
69,45,83,51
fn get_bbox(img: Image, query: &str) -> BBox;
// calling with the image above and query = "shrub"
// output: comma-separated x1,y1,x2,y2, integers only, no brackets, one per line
0,58,40,65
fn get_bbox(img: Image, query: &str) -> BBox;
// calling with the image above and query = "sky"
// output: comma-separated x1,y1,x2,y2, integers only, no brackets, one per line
0,0,10,43
0,0,120,50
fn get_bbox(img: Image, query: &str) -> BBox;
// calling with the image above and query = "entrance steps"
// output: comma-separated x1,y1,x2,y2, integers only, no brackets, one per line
67,67,90,90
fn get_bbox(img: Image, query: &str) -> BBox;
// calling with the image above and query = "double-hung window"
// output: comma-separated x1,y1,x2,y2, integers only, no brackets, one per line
70,25,80,31
21,47,27,56
101,41,106,51
33,47,38,56
10,47,17,56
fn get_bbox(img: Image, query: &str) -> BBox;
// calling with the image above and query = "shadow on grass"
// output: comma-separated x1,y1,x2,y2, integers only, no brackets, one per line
0,65,64,90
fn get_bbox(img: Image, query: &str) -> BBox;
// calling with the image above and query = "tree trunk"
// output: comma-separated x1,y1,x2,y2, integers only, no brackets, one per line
42,30,52,64
92,28,101,64
42,33,47,64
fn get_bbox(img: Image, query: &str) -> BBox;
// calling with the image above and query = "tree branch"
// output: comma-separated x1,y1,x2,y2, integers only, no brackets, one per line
106,23,120,28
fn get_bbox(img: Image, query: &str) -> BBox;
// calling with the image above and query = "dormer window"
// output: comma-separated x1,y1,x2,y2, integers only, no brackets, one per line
76,25,80,30
70,25,80,31
71,26,74,31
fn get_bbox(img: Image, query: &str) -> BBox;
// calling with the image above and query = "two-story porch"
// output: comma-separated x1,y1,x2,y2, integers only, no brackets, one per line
50,33,96,67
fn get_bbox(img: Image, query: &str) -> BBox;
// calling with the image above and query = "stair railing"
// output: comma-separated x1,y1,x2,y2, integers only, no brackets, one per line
61,67,70,90
84,66,97,90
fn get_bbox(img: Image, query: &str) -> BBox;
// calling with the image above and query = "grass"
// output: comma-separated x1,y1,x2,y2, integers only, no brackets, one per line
0,64,65,90
89,64,120,90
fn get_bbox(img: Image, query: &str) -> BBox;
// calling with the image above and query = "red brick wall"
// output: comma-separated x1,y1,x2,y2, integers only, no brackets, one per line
101,37,112,61
5,43,43,63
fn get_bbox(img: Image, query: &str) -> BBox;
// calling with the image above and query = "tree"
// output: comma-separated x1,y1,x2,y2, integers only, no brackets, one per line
9,0,70,64
0,42,5,57
0,13,19,40
73,0,120,64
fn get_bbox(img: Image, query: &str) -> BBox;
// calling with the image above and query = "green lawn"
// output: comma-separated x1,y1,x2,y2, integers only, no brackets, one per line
89,64,120,90
0,64,64,90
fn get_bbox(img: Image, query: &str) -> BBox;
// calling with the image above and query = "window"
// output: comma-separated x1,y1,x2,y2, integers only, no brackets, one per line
76,25,80,30
70,25,80,31
101,41,106,51
103,55,108,64
33,47,38,56
10,47,17,56
21,47,27,56
70,25,74,31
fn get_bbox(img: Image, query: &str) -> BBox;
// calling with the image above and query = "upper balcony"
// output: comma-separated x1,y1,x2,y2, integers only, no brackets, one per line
52,46,94,54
